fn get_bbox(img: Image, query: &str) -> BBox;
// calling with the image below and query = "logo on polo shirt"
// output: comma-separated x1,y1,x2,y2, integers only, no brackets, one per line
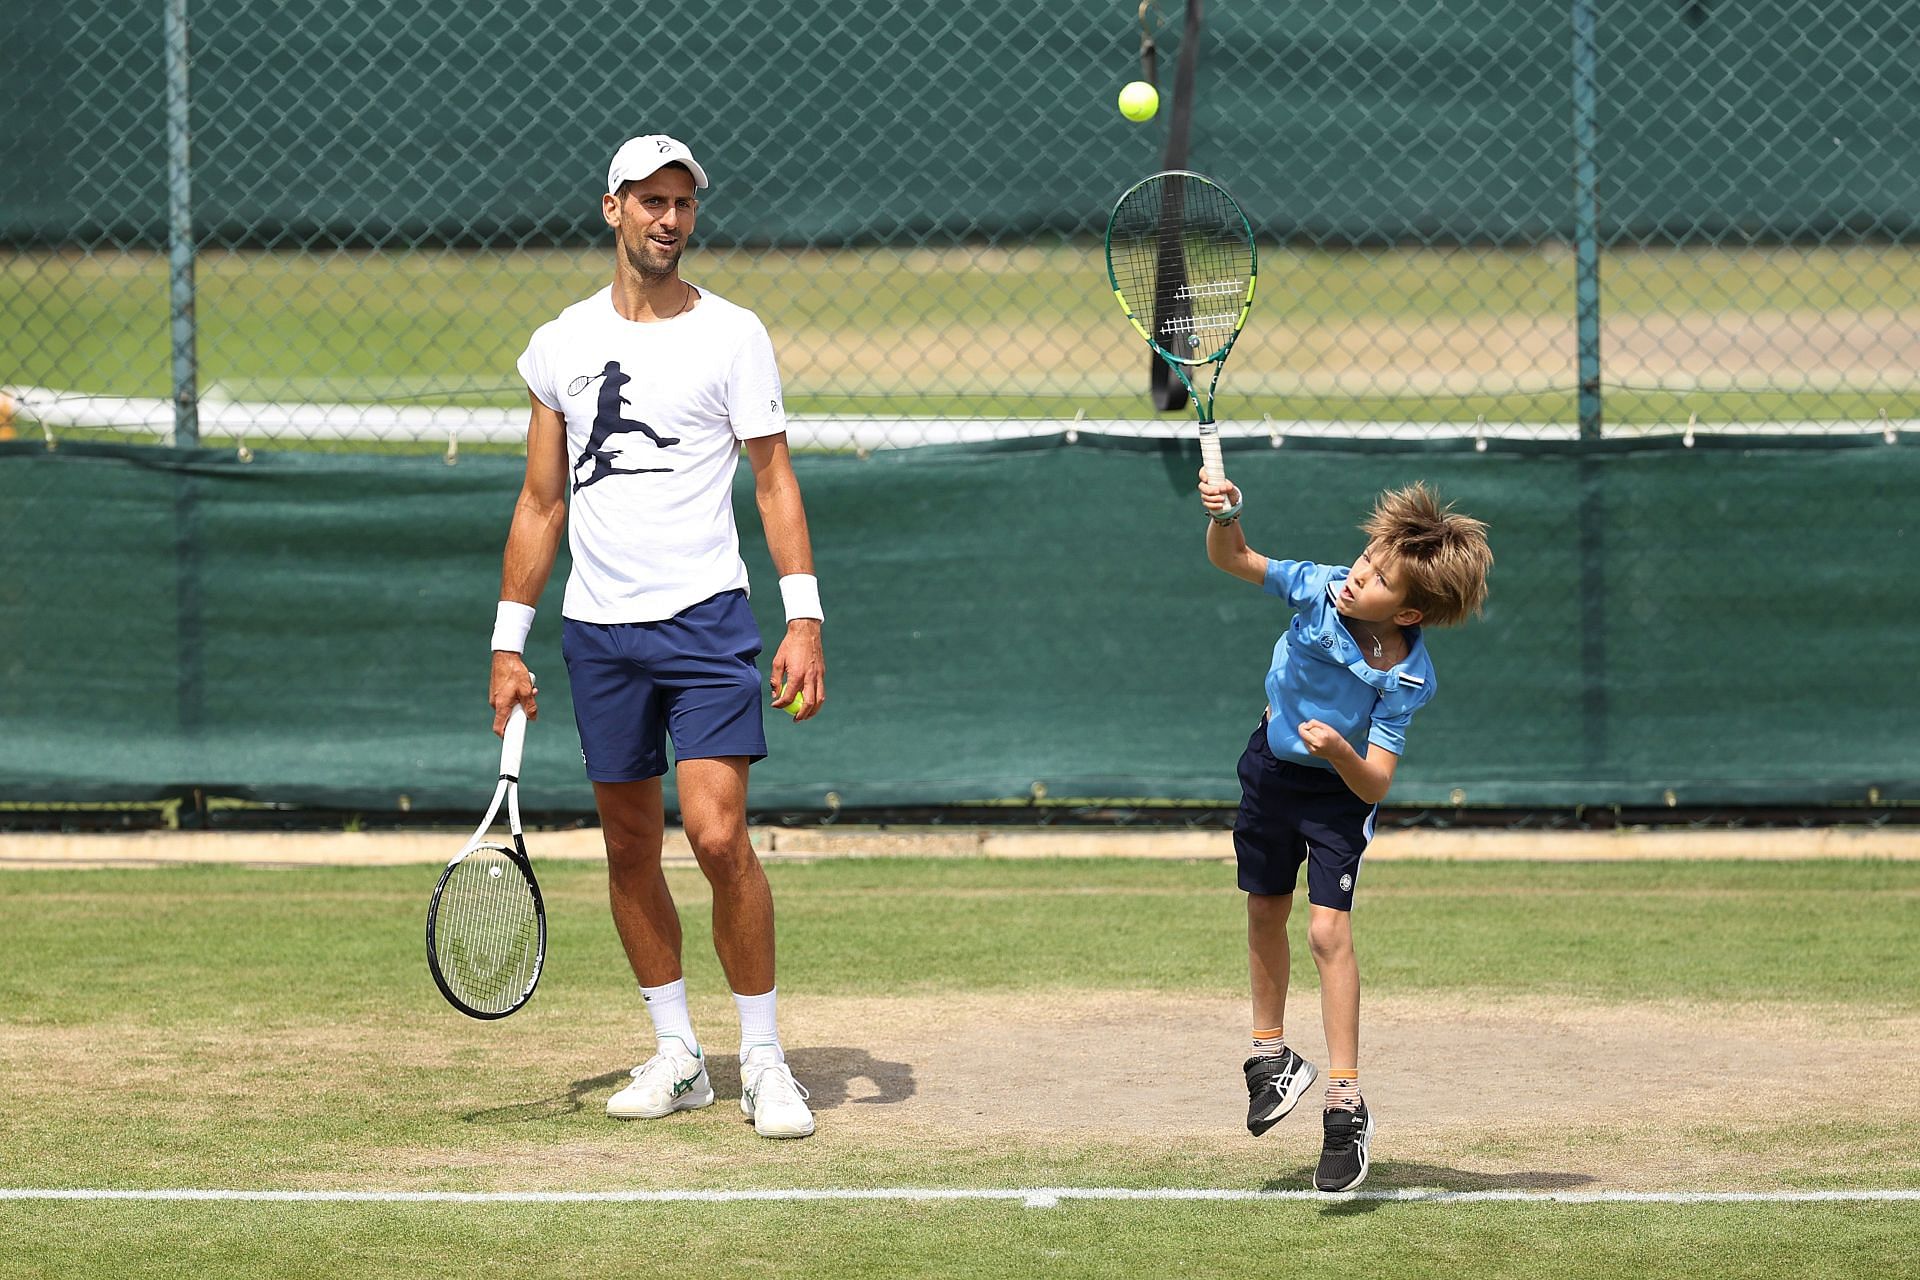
1320,635,1335,649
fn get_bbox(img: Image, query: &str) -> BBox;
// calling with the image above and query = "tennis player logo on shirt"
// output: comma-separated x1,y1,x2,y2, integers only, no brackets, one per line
571,360,677,492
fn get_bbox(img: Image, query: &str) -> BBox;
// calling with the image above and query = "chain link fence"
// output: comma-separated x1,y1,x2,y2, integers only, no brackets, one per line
4,1,1918,820
5,0,1917,451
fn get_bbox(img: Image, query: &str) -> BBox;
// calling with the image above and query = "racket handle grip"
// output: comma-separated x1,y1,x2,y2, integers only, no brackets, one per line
1198,425,1227,486
500,703,528,779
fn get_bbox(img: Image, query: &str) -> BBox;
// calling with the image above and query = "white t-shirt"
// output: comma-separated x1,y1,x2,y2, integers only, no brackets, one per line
516,284,788,623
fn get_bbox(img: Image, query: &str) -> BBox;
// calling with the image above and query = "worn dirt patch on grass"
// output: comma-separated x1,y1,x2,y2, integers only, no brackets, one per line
9,992,1917,1192
777,992,1920,1150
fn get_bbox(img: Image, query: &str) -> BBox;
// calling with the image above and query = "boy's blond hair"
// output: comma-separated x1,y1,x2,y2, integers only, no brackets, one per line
1361,482,1492,627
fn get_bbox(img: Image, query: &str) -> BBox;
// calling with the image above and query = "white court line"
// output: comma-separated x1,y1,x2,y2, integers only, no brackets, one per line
2,1187,1915,1207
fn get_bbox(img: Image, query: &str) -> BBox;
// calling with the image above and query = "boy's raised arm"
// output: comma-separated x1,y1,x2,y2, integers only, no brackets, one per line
1199,472,1269,585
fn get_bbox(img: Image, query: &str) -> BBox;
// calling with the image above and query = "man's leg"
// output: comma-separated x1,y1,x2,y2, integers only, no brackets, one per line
595,776,685,986
674,756,774,994
597,776,714,1119
677,755,813,1138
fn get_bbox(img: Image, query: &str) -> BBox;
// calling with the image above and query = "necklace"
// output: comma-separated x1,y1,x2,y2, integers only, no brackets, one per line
617,279,693,323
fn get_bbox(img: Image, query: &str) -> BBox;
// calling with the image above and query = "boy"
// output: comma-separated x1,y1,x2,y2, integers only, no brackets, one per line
1197,473,1491,1192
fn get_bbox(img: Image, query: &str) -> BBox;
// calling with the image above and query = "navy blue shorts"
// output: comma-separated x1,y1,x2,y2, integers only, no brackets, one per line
1233,717,1377,911
561,590,768,783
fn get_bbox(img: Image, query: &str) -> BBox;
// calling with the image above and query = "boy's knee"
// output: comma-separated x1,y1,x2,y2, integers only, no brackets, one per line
1247,891,1293,924
1307,913,1352,961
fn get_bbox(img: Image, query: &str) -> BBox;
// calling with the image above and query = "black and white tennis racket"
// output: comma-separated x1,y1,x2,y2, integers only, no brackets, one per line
426,704,546,1020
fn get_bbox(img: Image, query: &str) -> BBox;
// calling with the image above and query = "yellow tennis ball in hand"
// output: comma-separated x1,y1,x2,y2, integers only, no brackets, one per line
780,688,806,717
1118,81,1159,122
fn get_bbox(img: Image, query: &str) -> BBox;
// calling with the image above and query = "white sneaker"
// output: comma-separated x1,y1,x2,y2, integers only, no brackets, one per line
606,1036,714,1119
740,1046,814,1139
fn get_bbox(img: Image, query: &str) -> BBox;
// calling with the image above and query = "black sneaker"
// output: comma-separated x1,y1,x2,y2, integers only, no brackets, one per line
1242,1048,1319,1136
1315,1099,1374,1192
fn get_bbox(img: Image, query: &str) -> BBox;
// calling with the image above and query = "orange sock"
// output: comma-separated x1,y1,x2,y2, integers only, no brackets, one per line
1251,1027,1285,1057
1325,1070,1361,1110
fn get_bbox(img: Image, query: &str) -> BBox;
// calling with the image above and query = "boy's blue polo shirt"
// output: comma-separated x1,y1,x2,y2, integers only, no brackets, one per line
1262,558,1437,769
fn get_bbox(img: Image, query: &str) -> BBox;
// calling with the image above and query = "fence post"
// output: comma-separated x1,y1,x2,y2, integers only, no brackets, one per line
164,0,204,738
163,0,198,446
1571,0,1601,438
1571,0,1607,779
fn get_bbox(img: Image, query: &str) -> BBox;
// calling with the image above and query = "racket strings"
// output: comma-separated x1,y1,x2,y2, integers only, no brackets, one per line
1109,175,1252,362
433,845,540,1014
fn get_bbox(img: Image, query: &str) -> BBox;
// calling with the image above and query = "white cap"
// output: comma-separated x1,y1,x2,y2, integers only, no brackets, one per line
606,134,710,194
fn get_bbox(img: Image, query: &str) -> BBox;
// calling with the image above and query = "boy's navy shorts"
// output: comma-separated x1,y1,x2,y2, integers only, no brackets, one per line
1233,716,1377,911
561,589,767,783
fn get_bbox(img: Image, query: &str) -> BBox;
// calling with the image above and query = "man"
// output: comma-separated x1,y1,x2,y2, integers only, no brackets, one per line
488,134,825,1140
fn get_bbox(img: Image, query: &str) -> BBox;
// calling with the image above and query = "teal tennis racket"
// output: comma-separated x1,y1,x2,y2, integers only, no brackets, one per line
1106,170,1258,496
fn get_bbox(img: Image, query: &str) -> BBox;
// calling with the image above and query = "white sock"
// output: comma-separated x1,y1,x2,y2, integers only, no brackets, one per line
734,987,782,1061
639,978,699,1055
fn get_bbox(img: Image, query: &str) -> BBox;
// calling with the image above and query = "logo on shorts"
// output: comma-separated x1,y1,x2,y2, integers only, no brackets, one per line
1339,873,1353,892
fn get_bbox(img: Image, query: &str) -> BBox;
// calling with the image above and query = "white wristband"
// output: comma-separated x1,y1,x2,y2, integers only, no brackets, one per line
778,573,823,623
491,601,535,653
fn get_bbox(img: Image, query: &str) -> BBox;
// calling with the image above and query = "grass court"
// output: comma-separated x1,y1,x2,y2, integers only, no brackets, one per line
3,853,1916,1277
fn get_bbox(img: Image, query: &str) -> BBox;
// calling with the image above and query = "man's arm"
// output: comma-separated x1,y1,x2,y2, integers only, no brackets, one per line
1199,472,1268,585
743,433,825,720
488,393,569,734
1297,720,1400,805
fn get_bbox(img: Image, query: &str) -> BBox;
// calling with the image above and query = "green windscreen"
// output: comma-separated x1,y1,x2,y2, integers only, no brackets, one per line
1,437,1912,812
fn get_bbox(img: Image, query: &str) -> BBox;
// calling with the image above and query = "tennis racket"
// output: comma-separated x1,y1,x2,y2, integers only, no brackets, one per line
426,704,546,1020
1106,169,1258,497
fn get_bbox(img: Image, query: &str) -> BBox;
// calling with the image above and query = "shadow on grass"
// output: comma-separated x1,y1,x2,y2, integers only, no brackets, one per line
1260,1162,1598,1214
707,1046,918,1109
462,1045,915,1124
462,1070,629,1124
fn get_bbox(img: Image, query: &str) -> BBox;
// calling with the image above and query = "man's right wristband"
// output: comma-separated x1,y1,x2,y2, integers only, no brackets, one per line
491,601,535,653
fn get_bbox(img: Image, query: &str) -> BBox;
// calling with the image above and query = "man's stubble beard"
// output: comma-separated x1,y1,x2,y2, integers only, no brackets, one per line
624,236,683,282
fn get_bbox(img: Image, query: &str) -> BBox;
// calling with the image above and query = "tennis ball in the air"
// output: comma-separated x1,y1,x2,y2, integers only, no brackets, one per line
1118,81,1159,122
